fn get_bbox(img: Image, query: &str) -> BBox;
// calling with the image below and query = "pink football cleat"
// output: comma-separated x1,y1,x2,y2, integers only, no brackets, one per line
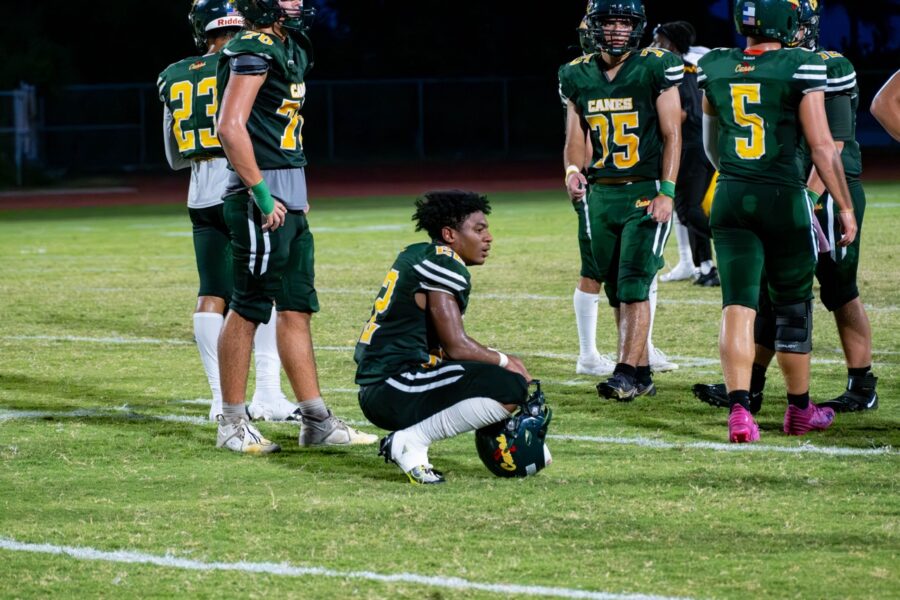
783,403,835,435
728,404,760,443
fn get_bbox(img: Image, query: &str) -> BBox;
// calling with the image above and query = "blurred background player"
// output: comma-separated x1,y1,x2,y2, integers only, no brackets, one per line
157,0,297,423
871,69,900,142
214,0,376,453
693,0,878,414
652,21,719,287
354,191,537,484
698,0,857,443
561,0,684,401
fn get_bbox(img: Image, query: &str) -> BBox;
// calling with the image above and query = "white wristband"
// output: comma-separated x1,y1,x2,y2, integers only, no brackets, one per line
565,164,581,185
496,351,509,368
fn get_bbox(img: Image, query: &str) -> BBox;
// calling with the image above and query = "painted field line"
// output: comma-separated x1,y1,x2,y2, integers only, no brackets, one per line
2,409,893,458
550,434,896,457
0,187,136,198
0,537,688,600
2,335,191,346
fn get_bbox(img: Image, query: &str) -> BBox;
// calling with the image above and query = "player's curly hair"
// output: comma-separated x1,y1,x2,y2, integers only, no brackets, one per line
413,190,492,242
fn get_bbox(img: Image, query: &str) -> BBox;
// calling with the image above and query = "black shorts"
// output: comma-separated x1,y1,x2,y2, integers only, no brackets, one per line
358,361,528,431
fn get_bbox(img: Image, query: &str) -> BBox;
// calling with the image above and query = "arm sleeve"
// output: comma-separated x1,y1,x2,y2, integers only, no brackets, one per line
162,106,191,171
229,53,270,75
824,94,853,141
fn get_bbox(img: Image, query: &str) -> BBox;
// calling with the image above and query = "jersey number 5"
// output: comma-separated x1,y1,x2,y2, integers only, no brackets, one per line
730,83,765,160
170,77,220,153
586,111,640,170
358,269,399,345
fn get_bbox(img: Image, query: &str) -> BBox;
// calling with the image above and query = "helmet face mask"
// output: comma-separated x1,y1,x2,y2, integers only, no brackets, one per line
578,19,596,55
234,0,316,33
734,0,801,46
475,381,553,478
189,0,245,51
585,0,647,57
796,0,821,49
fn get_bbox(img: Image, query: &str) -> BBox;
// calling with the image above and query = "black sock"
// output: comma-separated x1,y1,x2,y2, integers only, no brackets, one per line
636,365,652,385
728,390,751,411
787,392,810,409
614,363,637,379
848,366,870,378
750,363,768,394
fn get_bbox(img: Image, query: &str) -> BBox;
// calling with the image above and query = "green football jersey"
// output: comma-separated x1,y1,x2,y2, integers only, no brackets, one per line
217,30,312,170
698,47,827,186
558,48,684,182
354,242,472,385
797,50,861,180
158,53,225,160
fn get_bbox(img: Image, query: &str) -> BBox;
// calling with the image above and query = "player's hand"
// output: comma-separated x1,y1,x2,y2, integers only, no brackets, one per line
505,355,532,382
837,210,857,247
262,201,287,232
566,171,588,202
648,194,673,223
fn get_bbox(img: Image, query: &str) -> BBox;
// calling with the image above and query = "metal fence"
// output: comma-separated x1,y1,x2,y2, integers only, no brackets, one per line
2,71,896,185
5,77,563,180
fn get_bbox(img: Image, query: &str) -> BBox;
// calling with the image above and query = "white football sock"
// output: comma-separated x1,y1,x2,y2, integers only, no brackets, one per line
647,275,658,350
403,397,512,449
673,212,693,266
193,312,223,404
700,259,714,275
253,306,282,396
298,396,329,421
573,288,601,359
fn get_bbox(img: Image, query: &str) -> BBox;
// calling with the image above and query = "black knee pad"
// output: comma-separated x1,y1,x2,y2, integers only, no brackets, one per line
774,300,813,354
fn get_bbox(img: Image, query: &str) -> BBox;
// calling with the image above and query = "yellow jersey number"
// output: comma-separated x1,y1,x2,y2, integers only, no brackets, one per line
170,77,220,153
585,111,640,170
730,83,765,160
276,99,304,151
358,269,399,345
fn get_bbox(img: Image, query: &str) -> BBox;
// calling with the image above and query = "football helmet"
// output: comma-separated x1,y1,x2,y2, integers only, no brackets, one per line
189,0,245,50
475,380,553,478
578,19,596,55
734,0,801,46
585,0,647,57
234,0,315,33
796,0,821,50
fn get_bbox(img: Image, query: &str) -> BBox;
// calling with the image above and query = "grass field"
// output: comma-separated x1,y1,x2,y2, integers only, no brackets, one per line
1,184,898,599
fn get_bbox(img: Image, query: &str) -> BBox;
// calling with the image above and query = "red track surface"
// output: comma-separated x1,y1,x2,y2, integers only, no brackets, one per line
0,157,896,210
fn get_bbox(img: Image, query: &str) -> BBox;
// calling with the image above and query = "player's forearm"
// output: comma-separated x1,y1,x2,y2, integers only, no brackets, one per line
218,123,262,188
442,335,507,367
871,94,900,142
806,141,844,196
810,144,853,212
659,130,681,184
162,108,190,171
564,135,587,172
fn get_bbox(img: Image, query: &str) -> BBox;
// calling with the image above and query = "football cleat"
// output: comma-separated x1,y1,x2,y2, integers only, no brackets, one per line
693,383,764,415
659,261,695,282
298,410,378,446
597,372,638,401
248,391,302,422
635,379,657,397
576,353,616,377
216,416,281,454
728,405,760,443
820,373,878,413
379,431,445,484
693,267,720,287
783,403,835,436
649,346,679,372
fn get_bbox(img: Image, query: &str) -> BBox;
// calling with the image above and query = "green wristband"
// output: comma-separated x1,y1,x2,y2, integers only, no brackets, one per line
658,180,676,199
250,179,275,216
806,189,821,203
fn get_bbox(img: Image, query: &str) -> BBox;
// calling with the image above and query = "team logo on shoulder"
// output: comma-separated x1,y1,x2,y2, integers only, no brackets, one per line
640,48,666,58
635,198,651,208
189,60,207,71
735,62,755,73
435,245,465,265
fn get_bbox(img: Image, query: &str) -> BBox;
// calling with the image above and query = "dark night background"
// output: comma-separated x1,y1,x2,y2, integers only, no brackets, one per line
0,0,897,183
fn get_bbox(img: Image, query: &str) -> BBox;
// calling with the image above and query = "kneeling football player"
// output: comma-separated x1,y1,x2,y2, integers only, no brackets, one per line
353,191,536,484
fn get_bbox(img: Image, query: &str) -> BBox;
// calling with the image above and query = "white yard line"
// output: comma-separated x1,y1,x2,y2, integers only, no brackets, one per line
1,409,893,458
0,537,690,600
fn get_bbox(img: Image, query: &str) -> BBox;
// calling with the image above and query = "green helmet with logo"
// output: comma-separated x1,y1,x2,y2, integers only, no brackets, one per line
585,0,647,56
475,381,553,478
234,0,315,33
189,0,245,50
734,0,801,46
797,0,822,49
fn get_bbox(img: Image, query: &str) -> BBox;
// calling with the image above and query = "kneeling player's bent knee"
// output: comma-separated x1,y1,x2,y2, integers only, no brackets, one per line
774,300,813,354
